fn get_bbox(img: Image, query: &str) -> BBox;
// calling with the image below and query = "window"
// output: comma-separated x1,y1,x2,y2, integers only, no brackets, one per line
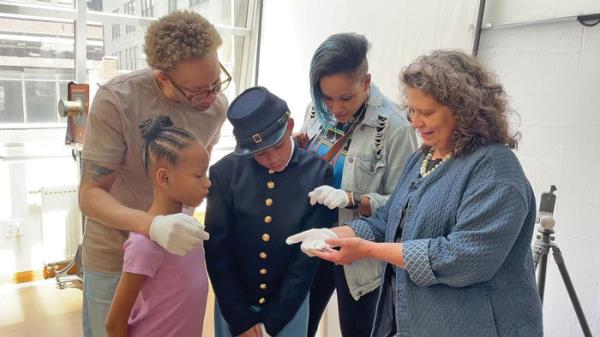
25,81,57,123
111,9,121,40
0,75,71,124
0,81,24,123
118,50,123,70
168,0,177,13
124,1,135,14
0,0,261,278
141,0,154,17
111,23,121,39
122,47,137,71
0,0,261,127
0,17,86,125
124,1,136,34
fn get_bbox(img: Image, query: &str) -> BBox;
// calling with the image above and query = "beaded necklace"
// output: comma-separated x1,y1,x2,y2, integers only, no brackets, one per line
419,149,452,178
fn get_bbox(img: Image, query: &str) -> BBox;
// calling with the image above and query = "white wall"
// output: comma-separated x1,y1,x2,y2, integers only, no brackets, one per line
258,0,480,127
479,16,600,337
484,0,600,26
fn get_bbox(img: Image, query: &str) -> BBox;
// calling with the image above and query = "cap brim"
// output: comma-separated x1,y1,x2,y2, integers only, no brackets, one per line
234,124,288,156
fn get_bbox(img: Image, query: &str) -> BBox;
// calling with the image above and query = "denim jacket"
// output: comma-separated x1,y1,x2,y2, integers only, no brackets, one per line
301,84,417,299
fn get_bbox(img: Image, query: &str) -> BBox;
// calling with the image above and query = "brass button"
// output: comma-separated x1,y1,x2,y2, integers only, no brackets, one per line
259,252,267,259
265,198,273,206
260,283,267,290
268,169,275,174
259,268,268,275
262,233,270,242
267,181,275,189
264,216,272,224
258,297,266,304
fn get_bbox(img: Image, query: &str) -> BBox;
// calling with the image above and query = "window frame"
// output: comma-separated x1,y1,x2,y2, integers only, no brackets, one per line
0,0,262,130
168,0,177,13
141,0,154,18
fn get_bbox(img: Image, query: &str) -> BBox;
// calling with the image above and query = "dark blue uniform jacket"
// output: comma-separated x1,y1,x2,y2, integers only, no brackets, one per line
204,147,336,336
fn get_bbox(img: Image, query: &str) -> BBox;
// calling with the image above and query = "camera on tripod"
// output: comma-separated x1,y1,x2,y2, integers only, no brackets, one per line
533,184,593,337
536,184,556,223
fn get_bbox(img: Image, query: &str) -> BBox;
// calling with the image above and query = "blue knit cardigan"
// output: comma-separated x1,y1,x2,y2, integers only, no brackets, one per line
352,144,543,337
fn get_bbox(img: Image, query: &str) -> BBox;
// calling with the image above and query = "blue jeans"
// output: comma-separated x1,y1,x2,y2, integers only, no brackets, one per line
82,267,121,337
214,295,309,337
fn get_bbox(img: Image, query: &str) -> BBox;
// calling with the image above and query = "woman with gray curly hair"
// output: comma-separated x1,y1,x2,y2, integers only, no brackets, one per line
79,10,228,337
290,50,543,337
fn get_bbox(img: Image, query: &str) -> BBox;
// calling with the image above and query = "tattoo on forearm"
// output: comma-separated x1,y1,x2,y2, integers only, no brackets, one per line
82,160,115,182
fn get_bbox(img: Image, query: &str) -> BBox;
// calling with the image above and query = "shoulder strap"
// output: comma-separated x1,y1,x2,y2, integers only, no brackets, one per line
321,132,350,163
320,101,367,164
321,120,360,164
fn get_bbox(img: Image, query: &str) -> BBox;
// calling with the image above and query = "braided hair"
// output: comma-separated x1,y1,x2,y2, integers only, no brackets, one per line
139,115,196,175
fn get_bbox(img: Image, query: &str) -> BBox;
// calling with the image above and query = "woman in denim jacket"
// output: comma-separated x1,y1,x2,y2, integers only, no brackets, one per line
295,33,417,337
292,50,543,337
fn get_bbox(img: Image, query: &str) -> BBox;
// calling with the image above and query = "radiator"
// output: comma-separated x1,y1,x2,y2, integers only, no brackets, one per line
39,185,82,263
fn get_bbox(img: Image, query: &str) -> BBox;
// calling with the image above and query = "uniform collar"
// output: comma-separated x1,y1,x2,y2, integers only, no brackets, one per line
284,137,296,168
252,137,300,172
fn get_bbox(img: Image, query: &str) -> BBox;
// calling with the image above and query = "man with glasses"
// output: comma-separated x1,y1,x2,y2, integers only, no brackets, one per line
78,11,228,337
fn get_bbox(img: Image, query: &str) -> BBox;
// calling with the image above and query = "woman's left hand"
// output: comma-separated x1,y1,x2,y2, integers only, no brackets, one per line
311,237,371,265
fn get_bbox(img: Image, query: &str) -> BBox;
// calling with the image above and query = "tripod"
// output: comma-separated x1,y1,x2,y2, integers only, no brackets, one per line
533,216,593,337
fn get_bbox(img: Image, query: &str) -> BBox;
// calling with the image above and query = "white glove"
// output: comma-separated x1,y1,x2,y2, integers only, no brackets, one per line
149,213,210,256
286,228,338,257
308,185,349,209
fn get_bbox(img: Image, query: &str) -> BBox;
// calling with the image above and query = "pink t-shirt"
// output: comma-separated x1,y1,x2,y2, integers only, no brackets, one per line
123,232,208,337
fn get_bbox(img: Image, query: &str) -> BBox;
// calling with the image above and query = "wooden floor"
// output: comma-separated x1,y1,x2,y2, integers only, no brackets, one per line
0,280,83,337
0,279,217,337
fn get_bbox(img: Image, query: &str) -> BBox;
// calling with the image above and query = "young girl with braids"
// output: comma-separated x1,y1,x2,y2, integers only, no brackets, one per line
106,115,211,337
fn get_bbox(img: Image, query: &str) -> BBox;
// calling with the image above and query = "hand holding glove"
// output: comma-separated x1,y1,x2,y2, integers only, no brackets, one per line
286,228,338,257
149,213,210,256
308,185,350,209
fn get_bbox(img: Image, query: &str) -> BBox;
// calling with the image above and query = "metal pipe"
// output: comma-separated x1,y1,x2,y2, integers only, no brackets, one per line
472,0,487,57
483,15,576,31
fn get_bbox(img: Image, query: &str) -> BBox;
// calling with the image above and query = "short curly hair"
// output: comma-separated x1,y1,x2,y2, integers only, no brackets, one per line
144,10,222,72
401,50,518,155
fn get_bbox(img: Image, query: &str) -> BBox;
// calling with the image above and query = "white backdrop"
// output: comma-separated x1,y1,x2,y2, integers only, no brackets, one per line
479,5,600,337
259,1,600,336
258,0,480,127
484,0,600,26
258,1,480,336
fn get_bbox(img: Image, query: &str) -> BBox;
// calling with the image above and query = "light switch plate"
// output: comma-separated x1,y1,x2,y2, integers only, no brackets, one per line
2,219,24,238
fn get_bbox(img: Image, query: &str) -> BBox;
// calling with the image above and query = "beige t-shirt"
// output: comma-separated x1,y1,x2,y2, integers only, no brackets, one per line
81,68,227,272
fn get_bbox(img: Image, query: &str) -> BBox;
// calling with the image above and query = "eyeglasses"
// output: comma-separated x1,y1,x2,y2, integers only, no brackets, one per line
164,62,232,102
406,107,435,122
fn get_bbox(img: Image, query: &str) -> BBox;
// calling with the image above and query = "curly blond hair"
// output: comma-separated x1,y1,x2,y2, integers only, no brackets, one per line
144,10,222,72
401,50,518,156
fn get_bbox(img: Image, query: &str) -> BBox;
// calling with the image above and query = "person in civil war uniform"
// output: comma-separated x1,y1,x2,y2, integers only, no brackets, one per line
204,86,337,337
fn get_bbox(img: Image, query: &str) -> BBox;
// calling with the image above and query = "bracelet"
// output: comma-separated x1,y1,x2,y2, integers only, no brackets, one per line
345,191,360,209
353,192,362,208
